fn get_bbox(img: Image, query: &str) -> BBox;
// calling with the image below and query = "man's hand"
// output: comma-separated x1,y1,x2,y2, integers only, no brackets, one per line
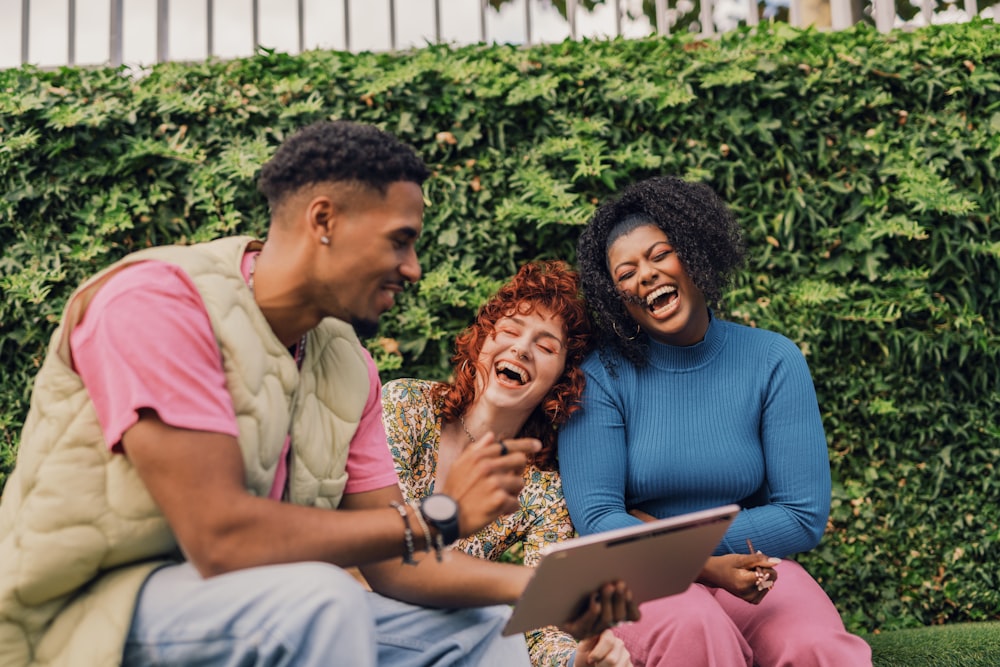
697,553,780,605
560,581,640,641
437,432,540,538
575,629,633,667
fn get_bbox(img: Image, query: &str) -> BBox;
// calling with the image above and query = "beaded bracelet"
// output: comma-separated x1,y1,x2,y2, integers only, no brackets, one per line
408,502,435,561
389,501,417,565
428,532,446,563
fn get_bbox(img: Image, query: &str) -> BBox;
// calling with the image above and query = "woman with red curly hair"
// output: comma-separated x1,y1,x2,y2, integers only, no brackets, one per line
382,260,635,667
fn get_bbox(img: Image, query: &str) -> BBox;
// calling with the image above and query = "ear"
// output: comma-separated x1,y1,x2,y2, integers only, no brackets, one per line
305,194,339,246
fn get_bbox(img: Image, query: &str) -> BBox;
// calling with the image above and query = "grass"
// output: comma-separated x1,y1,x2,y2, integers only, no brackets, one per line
868,622,1000,667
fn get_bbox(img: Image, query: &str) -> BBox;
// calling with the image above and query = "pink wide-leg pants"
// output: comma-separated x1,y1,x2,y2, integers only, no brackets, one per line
612,560,872,667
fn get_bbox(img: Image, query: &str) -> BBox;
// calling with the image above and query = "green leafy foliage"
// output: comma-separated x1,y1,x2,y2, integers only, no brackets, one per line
1,20,998,635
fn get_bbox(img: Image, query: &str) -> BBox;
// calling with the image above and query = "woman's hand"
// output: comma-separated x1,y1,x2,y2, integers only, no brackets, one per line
559,580,641,640
575,629,633,667
628,508,780,605
697,553,780,604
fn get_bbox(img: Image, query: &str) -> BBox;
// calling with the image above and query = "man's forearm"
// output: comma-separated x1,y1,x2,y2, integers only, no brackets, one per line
360,550,532,608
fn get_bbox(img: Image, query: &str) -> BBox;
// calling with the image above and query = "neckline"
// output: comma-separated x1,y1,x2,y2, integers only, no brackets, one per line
646,313,726,371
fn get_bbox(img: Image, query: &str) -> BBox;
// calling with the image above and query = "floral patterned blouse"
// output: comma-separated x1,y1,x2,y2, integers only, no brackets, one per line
382,378,580,666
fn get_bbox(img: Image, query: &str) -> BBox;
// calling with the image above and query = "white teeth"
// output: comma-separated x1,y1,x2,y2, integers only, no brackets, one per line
646,285,677,306
496,361,528,384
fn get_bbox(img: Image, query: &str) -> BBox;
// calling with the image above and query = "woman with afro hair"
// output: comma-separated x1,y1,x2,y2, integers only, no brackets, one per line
558,176,872,666
382,260,637,667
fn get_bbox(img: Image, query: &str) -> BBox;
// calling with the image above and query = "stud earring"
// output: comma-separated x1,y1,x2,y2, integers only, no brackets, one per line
320,236,330,245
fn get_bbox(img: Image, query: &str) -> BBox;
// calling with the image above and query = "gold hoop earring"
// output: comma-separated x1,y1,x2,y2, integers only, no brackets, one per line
612,320,642,341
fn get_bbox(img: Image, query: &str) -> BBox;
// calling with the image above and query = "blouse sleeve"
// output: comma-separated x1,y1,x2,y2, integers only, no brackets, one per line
381,378,439,502
522,469,583,667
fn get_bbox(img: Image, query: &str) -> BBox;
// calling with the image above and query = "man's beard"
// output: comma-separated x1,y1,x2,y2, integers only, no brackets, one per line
351,317,379,340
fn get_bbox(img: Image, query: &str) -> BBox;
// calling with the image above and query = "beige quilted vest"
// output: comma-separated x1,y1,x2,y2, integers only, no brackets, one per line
0,236,370,666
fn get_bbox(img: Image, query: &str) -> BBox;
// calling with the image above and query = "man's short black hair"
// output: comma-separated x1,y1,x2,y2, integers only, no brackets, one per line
257,120,430,208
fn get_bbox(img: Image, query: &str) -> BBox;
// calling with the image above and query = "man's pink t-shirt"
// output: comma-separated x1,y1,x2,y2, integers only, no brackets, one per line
69,256,399,499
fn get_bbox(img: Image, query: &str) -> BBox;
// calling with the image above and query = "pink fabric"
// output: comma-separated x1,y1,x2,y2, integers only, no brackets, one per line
268,351,397,499
70,257,399,498
71,261,239,450
340,355,400,494
613,560,872,667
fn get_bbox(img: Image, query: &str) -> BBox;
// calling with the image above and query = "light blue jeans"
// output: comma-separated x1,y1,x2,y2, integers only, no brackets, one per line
122,561,530,667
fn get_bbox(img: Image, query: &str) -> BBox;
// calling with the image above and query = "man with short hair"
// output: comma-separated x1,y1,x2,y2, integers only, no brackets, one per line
0,120,541,666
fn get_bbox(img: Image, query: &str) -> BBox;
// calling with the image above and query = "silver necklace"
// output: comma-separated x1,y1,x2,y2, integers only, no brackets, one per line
250,252,307,368
457,414,476,443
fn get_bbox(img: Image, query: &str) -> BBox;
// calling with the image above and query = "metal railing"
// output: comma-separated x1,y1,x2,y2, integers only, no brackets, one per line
1,0,993,70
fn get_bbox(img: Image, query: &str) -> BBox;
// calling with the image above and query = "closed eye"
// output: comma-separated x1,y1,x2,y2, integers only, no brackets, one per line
616,270,635,284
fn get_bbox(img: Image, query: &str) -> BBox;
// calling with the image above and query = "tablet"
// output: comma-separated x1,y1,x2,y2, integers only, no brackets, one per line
502,504,739,636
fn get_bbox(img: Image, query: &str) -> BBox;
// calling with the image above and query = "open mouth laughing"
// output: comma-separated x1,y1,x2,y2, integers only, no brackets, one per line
496,360,529,385
644,285,679,316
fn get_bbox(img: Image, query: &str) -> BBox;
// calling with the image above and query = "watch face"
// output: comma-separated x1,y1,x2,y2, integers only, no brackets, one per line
422,494,458,522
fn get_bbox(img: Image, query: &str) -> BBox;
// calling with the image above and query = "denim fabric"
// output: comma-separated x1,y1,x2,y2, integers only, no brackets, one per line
123,561,529,666
367,589,529,667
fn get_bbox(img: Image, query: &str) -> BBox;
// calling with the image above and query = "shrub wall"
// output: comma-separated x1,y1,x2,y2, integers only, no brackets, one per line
1,20,998,634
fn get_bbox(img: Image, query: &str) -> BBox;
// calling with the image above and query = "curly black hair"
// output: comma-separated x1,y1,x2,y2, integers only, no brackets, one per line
257,120,429,208
576,175,747,369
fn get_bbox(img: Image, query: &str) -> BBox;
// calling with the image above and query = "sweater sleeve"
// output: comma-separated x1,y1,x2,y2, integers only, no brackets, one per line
558,357,644,536
720,336,831,557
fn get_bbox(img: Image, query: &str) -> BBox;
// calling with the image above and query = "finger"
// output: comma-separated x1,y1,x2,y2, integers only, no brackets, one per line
753,567,776,592
738,553,768,568
483,456,531,483
601,636,632,667
483,486,525,515
627,508,656,522
576,634,598,653
586,629,616,665
597,583,619,632
604,635,629,666
489,470,527,496
562,592,602,640
488,436,540,456
625,587,640,622
611,581,629,623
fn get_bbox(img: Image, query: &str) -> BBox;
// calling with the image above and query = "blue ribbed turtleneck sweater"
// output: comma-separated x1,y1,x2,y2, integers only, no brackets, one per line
558,315,831,558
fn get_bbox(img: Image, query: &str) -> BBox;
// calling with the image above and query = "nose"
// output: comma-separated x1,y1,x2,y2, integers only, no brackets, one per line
638,260,659,285
511,344,529,361
400,247,421,284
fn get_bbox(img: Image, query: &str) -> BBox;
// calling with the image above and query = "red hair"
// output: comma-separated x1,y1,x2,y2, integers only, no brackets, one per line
434,260,592,471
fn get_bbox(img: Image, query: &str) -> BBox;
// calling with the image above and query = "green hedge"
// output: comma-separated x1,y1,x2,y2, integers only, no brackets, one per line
2,20,998,635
